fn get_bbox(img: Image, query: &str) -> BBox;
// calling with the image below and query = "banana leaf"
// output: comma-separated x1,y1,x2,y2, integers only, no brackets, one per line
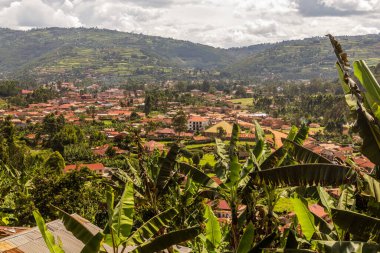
337,185,355,210
362,174,380,203
156,143,180,191
284,139,331,164
204,205,222,249
112,181,134,242
354,60,380,111
254,164,357,187
248,231,277,253
80,232,104,253
291,195,316,241
33,210,65,253
317,187,336,213
130,226,201,253
54,206,95,245
179,162,220,189
312,240,380,253
331,208,380,243
237,222,255,253
126,208,178,245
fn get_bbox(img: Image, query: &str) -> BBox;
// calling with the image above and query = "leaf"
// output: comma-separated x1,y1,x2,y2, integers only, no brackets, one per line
229,155,241,185
331,208,380,243
285,229,298,249
204,205,222,249
54,206,96,245
112,181,134,242
179,162,220,188
237,222,255,253
127,208,178,245
313,240,380,253
337,185,355,210
254,164,357,187
354,60,380,111
248,231,277,253
80,232,104,253
362,174,380,203
284,139,331,164
291,195,316,241
33,210,65,253
156,143,180,191
229,123,240,159
131,226,201,253
317,187,335,213
293,124,309,146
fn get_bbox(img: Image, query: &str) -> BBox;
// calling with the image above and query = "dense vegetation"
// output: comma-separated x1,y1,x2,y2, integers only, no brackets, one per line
0,28,380,83
14,37,380,252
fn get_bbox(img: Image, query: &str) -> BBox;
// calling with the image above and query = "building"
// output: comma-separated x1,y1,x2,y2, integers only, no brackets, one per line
187,115,209,132
204,121,233,137
64,163,109,175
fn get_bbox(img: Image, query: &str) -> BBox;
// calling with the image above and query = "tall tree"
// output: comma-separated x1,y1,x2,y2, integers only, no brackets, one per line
144,95,152,116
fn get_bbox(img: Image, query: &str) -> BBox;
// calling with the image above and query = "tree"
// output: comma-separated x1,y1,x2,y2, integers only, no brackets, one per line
217,126,226,138
144,95,152,116
172,110,188,135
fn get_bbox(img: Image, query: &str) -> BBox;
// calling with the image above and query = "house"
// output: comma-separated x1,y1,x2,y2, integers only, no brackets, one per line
208,200,246,222
187,115,209,132
64,163,108,175
144,140,165,152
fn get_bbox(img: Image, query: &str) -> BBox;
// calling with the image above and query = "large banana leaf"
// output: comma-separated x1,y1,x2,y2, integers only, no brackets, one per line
254,164,357,187
112,181,134,242
291,195,316,241
284,139,331,164
179,162,220,189
293,124,309,146
204,205,222,249
313,240,380,253
156,144,180,191
33,210,65,253
54,207,95,245
130,226,201,253
126,208,178,245
331,208,380,242
337,185,355,210
237,222,255,253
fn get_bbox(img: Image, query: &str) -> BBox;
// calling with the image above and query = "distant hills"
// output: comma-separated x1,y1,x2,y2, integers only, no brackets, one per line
0,27,379,83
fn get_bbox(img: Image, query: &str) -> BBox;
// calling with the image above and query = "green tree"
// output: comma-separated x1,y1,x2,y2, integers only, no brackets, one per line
144,95,152,116
172,110,188,135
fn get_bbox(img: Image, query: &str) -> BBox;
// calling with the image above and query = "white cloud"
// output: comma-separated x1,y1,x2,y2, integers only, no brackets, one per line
0,0,379,47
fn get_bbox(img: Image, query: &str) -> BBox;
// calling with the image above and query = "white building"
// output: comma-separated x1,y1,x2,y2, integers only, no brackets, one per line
187,115,209,131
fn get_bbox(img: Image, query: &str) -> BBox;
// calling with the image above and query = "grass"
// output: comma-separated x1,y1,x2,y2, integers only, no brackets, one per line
229,98,254,106
200,153,216,166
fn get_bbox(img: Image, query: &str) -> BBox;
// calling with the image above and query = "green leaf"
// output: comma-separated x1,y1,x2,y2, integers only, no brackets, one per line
127,208,178,245
156,143,180,191
229,123,240,159
317,187,335,213
33,210,65,253
291,195,316,241
237,222,255,253
313,240,380,253
80,232,104,253
254,164,357,187
331,208,380,243
337,185,355,210
204,205,222,249
354,60,380,111
229,155,241,185
285,139,331,164
248,231,277,253
131,226,201,253
179,162,220,188
54,206,96,245
112,181,134,242
362,174,380,203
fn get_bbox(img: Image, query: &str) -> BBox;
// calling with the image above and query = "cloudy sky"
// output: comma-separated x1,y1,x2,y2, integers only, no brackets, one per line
0,0,379,48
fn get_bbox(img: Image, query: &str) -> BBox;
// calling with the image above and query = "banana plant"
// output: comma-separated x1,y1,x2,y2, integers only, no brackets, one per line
35,181,201,253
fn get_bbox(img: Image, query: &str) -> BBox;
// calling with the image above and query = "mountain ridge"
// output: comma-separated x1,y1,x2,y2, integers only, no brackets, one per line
0,27,379,82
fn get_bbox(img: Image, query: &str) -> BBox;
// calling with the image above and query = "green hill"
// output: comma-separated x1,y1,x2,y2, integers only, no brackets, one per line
0,27,379,82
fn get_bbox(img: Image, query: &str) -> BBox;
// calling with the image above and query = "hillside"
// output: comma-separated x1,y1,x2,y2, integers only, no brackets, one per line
0,27,379,82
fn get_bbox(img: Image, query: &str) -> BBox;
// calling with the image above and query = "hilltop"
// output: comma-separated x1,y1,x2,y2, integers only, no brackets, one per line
0,27,379,82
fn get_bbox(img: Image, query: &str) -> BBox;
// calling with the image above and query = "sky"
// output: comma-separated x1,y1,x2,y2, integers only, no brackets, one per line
0,0,379,48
